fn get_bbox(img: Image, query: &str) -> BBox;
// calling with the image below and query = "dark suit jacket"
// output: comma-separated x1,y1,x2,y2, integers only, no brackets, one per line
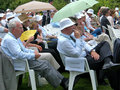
113,38,120,63
101,16,111,38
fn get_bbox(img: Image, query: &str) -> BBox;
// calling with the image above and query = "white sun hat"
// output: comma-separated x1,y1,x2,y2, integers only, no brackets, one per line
75,12,85,19
60,18,75,30
87,9,94,15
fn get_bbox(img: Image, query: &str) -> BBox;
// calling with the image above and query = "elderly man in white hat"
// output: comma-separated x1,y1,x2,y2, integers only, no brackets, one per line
57,18,120,89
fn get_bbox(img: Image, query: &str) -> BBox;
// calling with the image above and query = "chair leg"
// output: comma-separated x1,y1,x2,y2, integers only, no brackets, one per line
69,72,77,90
29,70,37,90
89,70,97,90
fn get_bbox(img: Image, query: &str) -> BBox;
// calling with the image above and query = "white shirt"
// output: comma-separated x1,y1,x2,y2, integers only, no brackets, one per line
85,14,95,31
107,16,114,27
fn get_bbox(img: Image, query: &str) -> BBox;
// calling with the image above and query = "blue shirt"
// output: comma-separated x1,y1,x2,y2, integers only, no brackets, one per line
1,32,35,71
1,32,35,60
57,33,83,58
57,33,93,60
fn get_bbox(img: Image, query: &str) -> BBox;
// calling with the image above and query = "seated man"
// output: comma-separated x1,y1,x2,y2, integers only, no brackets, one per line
1,20,68,89
57,18,120,89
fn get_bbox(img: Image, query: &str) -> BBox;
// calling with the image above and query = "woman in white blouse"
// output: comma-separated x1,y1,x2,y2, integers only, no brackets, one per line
107,9,115,27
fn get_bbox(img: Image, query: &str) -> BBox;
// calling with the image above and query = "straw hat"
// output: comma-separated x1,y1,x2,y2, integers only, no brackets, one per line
18,13,32,23
60,18,75,30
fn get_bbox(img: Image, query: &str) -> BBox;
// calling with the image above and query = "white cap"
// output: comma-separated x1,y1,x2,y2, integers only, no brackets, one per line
115,7,119,11
0,13,5,17
6,9,10,12
87,9,94,14
75,13,85,19
6,12,14,20
60,18,75,30
34,15,42,21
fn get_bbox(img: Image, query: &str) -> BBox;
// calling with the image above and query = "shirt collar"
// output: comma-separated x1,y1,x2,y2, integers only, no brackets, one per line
8,32,16,39
61,33,71,39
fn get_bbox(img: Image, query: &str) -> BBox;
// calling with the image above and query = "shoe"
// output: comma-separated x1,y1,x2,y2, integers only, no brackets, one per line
60,78,69,90
102,62,120,71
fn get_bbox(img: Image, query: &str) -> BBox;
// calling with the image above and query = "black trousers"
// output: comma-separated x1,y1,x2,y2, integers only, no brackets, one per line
86,41,112,70
86,41,120,89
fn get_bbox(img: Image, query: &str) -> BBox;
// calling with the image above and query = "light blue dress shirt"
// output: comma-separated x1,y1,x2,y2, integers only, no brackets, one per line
57,33,83,58
1,32,35,60
1,32,35,71
57,33,93,59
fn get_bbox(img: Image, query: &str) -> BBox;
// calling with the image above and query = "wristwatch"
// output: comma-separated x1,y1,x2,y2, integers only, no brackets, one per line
90,49,95,54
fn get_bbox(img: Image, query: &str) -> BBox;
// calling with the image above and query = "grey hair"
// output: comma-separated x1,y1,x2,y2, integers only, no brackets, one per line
8,19,21,32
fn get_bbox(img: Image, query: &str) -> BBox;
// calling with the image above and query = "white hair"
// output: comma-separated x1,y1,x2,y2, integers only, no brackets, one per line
8,19,21,32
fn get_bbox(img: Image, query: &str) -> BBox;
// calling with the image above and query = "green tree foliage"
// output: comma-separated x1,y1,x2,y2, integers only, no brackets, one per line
0,0,120,13
93,0,120,14
0,0,67,12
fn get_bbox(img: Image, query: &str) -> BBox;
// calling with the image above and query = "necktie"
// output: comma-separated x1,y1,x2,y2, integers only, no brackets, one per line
70,36,76,42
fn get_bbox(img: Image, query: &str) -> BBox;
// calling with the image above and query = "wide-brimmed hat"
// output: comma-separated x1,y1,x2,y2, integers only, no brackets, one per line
87,9,94,14
60,18,75,30
18,13,32,23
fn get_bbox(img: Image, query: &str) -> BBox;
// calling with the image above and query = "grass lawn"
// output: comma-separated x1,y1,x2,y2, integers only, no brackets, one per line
18,72,113,90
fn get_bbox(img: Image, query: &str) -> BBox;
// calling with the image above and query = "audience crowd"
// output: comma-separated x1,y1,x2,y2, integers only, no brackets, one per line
0,1,120,90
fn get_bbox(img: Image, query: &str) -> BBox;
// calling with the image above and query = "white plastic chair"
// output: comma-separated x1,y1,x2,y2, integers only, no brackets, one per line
16,59,37,90
59,53,98,90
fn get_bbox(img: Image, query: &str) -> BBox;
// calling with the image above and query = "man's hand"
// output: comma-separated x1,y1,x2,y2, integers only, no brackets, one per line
74,30,81,39
34,50,41,59
35,45,42,52
91,50,100,60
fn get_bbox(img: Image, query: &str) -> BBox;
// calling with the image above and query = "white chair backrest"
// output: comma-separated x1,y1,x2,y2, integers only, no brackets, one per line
58,51,97,90
59,52,86,72
102,26,107,33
